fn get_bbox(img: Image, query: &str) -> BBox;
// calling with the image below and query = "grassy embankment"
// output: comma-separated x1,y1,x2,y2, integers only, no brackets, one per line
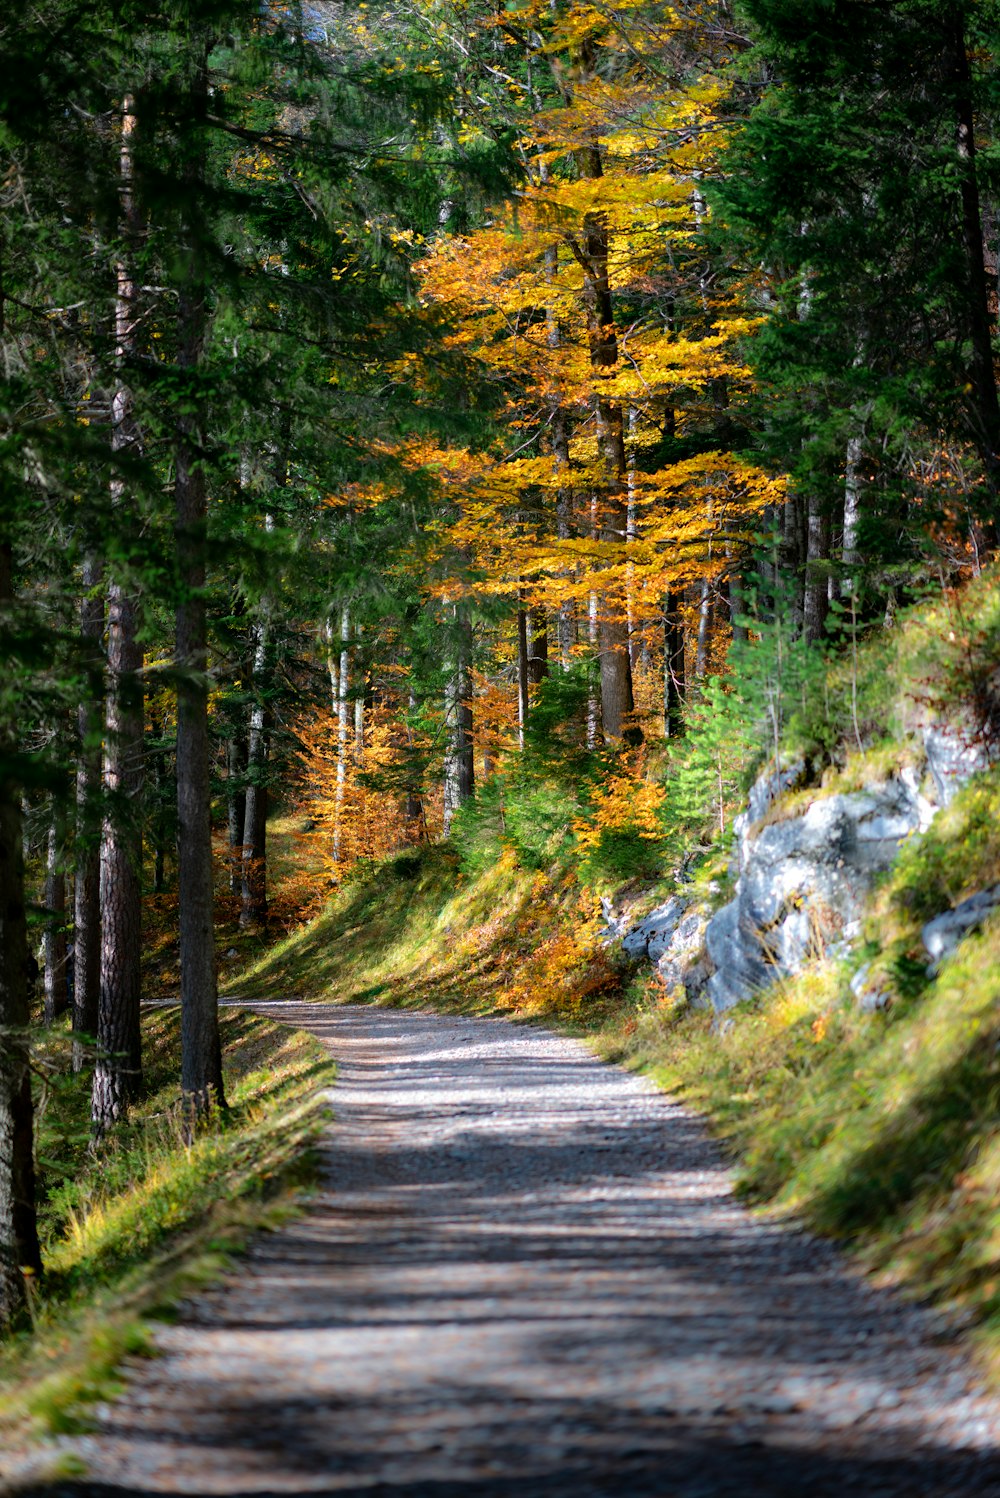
230,568,1000,1374
0,1007,336,1470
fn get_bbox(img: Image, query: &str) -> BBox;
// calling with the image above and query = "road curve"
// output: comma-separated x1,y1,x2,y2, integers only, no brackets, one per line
28,1003,1000,1496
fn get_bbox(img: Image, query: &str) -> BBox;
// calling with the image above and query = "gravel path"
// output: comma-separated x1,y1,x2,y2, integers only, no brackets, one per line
27,1002,1000,1496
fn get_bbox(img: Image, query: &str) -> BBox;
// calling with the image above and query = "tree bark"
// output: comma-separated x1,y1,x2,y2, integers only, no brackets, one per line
663,590,685,739
240,617,269,930
442,608,474,834
226,729,247,895
43,808,68,1024
527,612,548,684
803,490,831,644
553,414,575,670
92,583,144,1130
950,12,1000,512
516,604,529,748
573,128,635,742
73,556,102,1070
333,604,350,866
92,96,145,1133
695,577,713,677
175,42,224,1121
0,541,41,1328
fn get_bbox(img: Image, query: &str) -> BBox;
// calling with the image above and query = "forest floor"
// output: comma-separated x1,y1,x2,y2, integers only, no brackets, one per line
13,1001,1000,1496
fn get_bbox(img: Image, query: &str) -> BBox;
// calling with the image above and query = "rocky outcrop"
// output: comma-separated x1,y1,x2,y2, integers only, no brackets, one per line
616,718,997,1016
922,723,994,808
704,778,929,1013
922,886,1000,967
655,904,713,1003
621,899,684,962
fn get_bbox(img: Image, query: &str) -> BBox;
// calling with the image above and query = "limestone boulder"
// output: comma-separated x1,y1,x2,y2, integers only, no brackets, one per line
922,886,1000,967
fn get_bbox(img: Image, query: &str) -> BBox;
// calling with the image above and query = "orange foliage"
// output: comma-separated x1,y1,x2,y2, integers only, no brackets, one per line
294,703,427,882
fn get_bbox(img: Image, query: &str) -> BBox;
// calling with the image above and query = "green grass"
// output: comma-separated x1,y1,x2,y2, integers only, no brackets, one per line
0,1008,335,1458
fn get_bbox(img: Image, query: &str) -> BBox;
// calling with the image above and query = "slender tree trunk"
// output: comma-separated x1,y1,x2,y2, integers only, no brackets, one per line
73,558,102,1070
527,612,548,684
574,129,635,742
442,608,474,834
951,14,1000,513
240,619,269,929
404,688,424,839
695,577,713,677
93,96,144,1132
149,708,171,896
0,541,41,1327
43,807,67,1024
175,43,224,1120
554,414,575,670
663,590,685,739
803,491,831,644
333,604,350,865
226,731,247,895
516,604,529,749
842,429,864,599
782,492,805,634
92,584,144,1130
587,494,600,749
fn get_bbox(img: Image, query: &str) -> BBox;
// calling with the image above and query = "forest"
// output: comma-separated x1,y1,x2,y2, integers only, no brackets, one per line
4,0,1000,1434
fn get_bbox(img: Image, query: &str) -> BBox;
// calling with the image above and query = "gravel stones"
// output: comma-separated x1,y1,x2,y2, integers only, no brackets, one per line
18,1003,1000,1498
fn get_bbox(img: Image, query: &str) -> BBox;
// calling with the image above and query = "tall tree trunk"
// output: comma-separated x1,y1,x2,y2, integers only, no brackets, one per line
516,603,529,749
333,604,350,866
226,730,247,895
553,414,575,670
73,558,102,1071
803,491,831,644
93,97,144,1131
404,688,425,839
43,806,67,1024
527,612,548,684
240,618,269,930
781,492,805,634
0,541,42,1327
92,585,144,1129
442,608,474,834
695,577,713,677
149,707,171,896
574,129,635,742
842,423,865,599
663,590,685,739
951,13,1000,513
175,43,224,1120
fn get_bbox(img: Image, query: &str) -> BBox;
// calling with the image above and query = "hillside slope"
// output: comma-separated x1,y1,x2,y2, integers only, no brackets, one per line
231,569,1000,1374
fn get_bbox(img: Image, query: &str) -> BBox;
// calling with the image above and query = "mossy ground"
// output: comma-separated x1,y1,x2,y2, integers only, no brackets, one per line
0,1008,335,1459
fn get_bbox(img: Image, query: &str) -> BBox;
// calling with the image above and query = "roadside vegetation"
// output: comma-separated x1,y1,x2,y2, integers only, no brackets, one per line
233,568,1000,1376
0,1008,334,1464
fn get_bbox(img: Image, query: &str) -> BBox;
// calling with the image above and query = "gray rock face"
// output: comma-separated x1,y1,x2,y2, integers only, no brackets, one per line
922,886,1000,966
704,778,924,1013
922,723,994,808
598,896,628,946
614,725,995,1019
621,898,685,962
656,905,712,1004
732,758,807,873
